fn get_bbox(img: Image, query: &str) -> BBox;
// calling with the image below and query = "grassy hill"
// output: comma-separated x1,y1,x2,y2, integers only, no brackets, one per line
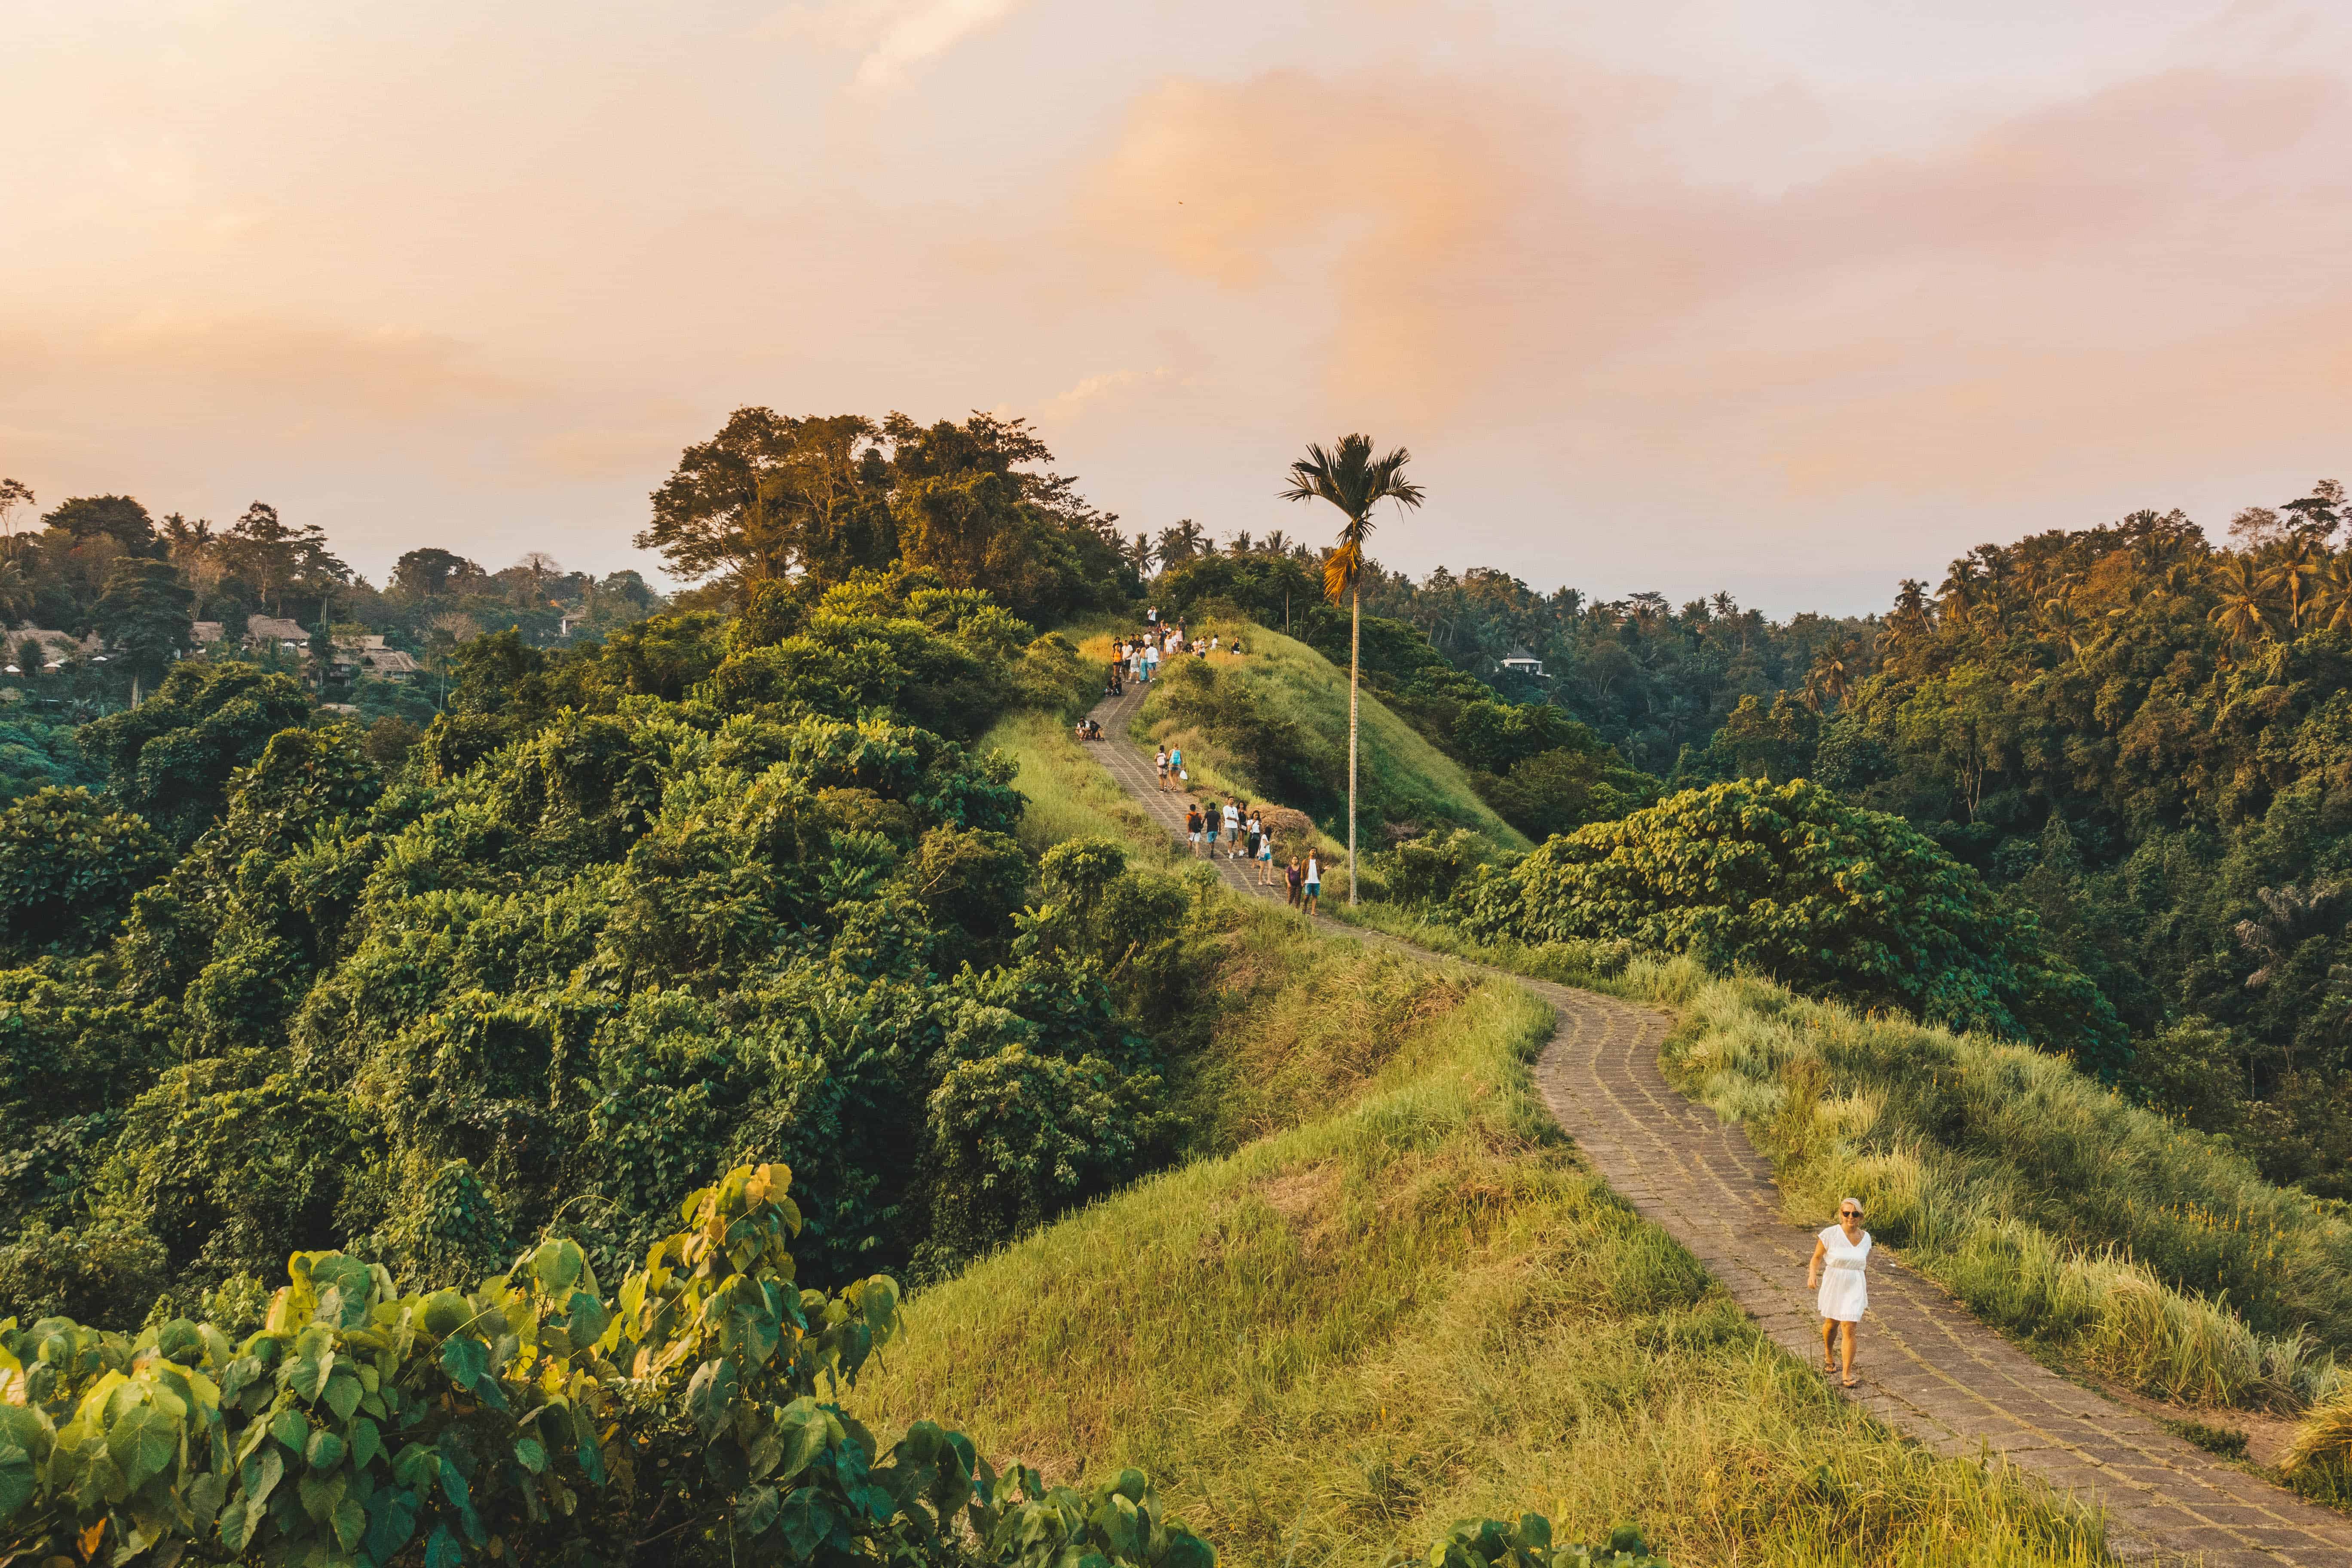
1084,622,1529,854
866,727,2106,1566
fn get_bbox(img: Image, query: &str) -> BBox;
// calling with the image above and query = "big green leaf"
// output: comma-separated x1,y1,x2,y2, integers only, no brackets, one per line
216,1493,259,1553
242,1445,285,1507
306,1427,347,1473
439,1337,489,1393
363,1486,420,1566
0,1439,33,1525
325,1371,364,1424
104,1403,178,1491
685,1357,740,1443
349,1417,384,1473
735,1484,779,1536
531,1241,582,1295
332,1494,369,1554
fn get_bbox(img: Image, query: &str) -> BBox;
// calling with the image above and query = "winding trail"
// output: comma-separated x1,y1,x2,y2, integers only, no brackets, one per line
1088,682,2352,1567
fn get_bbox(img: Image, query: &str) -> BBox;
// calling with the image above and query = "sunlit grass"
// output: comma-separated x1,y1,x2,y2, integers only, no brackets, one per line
863,728,2110,1565
861,906,2110,1566
1078,619,1528,866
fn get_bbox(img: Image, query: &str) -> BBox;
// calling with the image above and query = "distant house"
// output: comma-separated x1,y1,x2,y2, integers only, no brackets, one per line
191,621,225,647
245,615,310,649
1498,649,1547,679
3,628,102,674
331,633,421,683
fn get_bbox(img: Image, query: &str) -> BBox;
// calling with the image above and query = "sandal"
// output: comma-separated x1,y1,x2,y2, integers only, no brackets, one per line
1841,1373,1860,1389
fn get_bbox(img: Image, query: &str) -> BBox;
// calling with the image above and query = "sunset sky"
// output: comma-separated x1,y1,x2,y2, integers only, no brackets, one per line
6,0,2349,613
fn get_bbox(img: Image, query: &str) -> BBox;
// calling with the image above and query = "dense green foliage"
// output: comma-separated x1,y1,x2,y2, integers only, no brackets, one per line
0,574,1212,1334
638,410,1136,626
0,1161,1230,1568
1689,496,2352,1192
1456,779,2126,1072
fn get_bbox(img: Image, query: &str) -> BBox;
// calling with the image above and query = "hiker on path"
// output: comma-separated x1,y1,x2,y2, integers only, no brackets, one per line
1155,747,1170,788
1185,803,1206,857
1808,1198,1873,1389
1285,855,1304,908
1303,852,1321,915
1169,745,1184,788
1222,798,1241,855
1244,809,1262,875
1257,821,1275,885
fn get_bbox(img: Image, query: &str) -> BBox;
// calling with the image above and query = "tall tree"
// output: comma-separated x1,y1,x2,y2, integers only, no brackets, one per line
392,547,484,600
2208,555,2278,649
1281,433,1425,906
1154,519,1207,566
0,479,33,536
92,559,195,704
219,502,347,617
41,494,158,555
640,409,888,588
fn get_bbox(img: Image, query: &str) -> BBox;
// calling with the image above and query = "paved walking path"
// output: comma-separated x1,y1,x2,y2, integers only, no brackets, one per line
1086,681,2352,1566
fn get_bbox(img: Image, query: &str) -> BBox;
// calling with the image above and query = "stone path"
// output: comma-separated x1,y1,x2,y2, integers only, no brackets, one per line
1086,681,2352,1566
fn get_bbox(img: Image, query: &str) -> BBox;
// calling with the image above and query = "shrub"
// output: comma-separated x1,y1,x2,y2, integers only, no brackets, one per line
0,787,169,961
1456,779,2127,1071
0,1163,1221,1568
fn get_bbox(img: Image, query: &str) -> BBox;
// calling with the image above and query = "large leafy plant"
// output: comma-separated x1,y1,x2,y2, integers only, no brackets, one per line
0,1163,1215,1568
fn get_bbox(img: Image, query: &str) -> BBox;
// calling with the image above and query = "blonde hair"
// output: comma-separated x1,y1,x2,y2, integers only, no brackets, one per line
1838,1197,1865,1216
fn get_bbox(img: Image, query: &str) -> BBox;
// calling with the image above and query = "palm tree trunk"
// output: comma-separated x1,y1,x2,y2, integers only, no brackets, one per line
1348,582,1360,907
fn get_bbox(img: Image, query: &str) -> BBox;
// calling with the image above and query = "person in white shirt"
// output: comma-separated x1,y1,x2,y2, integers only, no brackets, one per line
1222,799,1240,855
1807,1198,1874,1388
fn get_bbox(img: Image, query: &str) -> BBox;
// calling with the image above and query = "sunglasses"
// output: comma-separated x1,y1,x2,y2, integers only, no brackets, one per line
1840,1208,1862,1217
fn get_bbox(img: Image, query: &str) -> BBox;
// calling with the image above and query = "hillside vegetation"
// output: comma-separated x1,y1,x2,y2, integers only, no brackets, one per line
861,894,2108,1566
1110,624,1528,851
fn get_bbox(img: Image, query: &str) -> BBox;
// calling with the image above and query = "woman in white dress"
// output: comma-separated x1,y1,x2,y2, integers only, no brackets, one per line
1807,1197,1871,1387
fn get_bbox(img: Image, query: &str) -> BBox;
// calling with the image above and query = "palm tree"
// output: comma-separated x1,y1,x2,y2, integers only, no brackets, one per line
1282,434,1424,906
1261,530,1292,557
2262,534,2327,630
2309,552,2352,634
2208,556,2280,649
1156,519,1207,566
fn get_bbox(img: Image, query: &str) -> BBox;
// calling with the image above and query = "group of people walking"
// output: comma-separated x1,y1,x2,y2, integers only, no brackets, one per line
1104,609,1242,696
1168,790,1321,912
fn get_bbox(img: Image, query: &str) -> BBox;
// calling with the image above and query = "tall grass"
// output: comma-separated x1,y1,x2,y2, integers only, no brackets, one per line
1660,972,2352,1410
982,708,1172,858
1339,903,2352,1412
859,907,2110,1565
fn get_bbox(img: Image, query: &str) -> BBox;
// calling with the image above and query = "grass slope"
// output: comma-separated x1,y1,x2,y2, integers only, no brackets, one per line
1334,906,2352,1421
1087,622,1528,853
859,741,2107,1566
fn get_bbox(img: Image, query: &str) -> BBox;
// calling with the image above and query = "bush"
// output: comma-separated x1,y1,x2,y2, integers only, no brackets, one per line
1457,779,2127,1072
0,787,168,960
0,1163,1221,1568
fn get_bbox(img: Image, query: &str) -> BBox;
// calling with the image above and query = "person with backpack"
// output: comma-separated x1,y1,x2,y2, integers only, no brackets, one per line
1185,802,1206,857
1155,747,1170,788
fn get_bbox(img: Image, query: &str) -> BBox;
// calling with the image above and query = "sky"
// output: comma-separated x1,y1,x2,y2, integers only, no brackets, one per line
3,0,2349,616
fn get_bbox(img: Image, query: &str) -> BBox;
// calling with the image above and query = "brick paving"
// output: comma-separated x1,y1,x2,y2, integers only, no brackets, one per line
1085,682,2352,1565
